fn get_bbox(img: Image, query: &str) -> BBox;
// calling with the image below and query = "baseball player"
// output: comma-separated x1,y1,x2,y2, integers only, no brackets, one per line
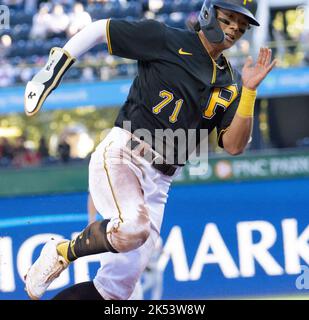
24,0,276,300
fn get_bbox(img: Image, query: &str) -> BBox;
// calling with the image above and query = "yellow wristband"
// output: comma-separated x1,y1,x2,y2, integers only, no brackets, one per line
236,87,257,118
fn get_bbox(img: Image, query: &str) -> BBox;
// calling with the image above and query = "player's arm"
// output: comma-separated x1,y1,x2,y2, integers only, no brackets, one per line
24,19,108,116
222,48,276,155
24,19,164,116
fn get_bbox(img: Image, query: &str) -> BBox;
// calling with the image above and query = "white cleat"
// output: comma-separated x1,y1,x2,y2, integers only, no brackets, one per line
24,238,69,300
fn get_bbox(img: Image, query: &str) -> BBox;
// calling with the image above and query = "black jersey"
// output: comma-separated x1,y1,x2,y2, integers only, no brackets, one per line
107,19,242,165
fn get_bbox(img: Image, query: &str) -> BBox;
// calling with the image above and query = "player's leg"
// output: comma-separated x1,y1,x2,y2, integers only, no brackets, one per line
51,252,147,301
52,281,104,300
25,127,175,299
57,128,154,261
52,280,144,300
93,227,159,300
51,278,144,301
25,159,149,299
90,130,176,300
128,280,144,300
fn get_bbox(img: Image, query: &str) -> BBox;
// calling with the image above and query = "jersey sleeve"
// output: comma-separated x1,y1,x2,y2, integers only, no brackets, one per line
216,93,241,148
106,19,166,61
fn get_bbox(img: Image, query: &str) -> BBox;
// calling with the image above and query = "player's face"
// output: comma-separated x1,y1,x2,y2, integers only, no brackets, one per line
216,8,250,49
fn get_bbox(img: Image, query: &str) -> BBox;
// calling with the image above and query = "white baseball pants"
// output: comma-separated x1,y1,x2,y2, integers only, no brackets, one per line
89,127,180,300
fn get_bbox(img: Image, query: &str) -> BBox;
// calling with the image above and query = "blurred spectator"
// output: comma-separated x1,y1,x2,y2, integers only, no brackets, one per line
0,59,15,87
81,66,95,81
300,4,309,65
66,2,92,38
148,0,164,13
0,137,14,166
2,0,24,10
30,3,52,40
0,35,12,60
301,31,309,65
59,0,79,6
143,10,156,20
38,136,50,161
48,4,70,38
24,0,39,14
12,136,40,167
272,29,287,64
87,0,110,3
12,136,27,167
18,64,34,83
1,0,309,88
100,65,111,81
57,135,71,162
227,39,250,69
297,137,309,148
21,148,41,167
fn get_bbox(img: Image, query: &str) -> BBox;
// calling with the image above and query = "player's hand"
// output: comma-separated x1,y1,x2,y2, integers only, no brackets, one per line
241,48,277,91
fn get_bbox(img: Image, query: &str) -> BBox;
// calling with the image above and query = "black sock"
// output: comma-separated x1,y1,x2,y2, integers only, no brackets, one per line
68,219,118,261
52,281,104,300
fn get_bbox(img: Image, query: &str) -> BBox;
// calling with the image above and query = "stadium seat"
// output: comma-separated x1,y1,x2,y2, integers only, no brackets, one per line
89,43,108,55
14,12,33,25
25,40,36,56
0,29,12,38
192,0,204,11
49,37,66,48
119,2,142,18
10,56,23,66
17,40,28,57
3,0,204,85
27,55,40,65
98,2,119,19
172,0,192,13
12,24,31,41
8,9,18,26
32,39,47,56
157,1,174,14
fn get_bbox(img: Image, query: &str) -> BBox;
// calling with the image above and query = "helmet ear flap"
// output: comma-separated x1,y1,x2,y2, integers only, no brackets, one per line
198,3,225,43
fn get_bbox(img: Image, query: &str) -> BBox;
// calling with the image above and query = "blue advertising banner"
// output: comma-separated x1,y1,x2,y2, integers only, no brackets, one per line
1,178,309,300
259,67,309,98
0,79,132,114
1,67,309,114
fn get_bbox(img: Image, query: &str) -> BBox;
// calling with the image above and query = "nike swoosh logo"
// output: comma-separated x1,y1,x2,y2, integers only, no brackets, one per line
178,48,193,56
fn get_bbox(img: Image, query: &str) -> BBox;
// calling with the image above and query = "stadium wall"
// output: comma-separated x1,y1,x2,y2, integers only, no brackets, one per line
1,149,309,196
